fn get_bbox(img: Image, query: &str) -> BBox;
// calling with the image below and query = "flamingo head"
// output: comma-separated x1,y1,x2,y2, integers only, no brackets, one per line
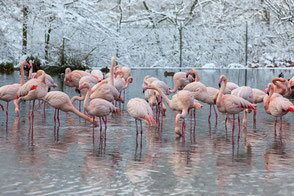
142,86,148,93
78,82,89,91
156,95,162,104
65,68,71,75
186,71,191,78
218,75,226,88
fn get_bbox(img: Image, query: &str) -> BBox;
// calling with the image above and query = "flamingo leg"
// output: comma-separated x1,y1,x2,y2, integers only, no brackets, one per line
140,119,143,135
193,108,196,124
213,105,218,120
92,117,95,141
35,100,44,111
0,104,4,111
253,109,256,123
99,117,102,134
274,118,277,135
232,114,235,143
54,109,56,123
238,114,240,130
208,105,212,121
31,100,35,130
279,117,282,133
57,109,60,125
6,102,9,122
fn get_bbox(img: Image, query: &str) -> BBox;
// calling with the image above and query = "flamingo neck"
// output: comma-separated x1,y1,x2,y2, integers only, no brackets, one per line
148,85,172,108
216,78,227,105
110,57,115,86
190,69,199,82
20,62,25,86
83,85,91,113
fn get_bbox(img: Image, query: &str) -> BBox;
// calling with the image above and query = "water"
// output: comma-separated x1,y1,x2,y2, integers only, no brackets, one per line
0,69,294,195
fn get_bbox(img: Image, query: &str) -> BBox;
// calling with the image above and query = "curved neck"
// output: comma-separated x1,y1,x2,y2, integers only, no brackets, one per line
20,62,26,86
190,69,199,82
123,77,132,89
148,85,171,107
83,86,91,113
216,78,227,105
70,105,93,124
110,57,115,86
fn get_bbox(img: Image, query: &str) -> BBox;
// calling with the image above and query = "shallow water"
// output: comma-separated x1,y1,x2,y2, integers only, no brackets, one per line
0,69,294,195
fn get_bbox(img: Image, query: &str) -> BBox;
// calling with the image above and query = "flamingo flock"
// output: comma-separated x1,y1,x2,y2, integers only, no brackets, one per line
0,57,293,144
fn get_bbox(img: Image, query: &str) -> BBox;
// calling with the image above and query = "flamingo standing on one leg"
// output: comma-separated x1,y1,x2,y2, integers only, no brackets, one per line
127,98,157,142
216,75,256,141
264,83,294,134
42,91,97,126
0,61,30,119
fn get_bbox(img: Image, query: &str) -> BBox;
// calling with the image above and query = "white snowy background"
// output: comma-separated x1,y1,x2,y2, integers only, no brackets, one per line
0,0,293,68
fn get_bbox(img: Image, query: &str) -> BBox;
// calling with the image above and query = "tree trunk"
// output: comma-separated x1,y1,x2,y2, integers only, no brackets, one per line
45,28,52,64
22,6,28,55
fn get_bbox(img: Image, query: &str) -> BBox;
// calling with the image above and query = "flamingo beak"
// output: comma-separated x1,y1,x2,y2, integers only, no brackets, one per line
143,86,148,93
186,72,190,78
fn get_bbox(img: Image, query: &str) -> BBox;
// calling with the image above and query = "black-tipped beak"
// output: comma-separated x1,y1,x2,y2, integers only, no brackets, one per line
218,83,221,88
266,91,269,95
142,90,145,94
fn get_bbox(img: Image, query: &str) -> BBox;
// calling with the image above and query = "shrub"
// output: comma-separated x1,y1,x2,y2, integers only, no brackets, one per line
0,62,14,74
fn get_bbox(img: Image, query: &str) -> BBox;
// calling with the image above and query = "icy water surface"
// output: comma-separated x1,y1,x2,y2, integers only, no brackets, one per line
1,69,294,195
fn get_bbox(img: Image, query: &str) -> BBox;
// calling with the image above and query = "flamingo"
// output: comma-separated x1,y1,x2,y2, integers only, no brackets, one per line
184,69,219,121
17,70,48,121
114,64,131,80
264,83,294,132
144,84,203,136
142,76,169,116
127,98,157,136
224,81,239,94
231,86,254,127
90,57,124,103
64,68,90,87
91,69,103,79
272,77,292,98
0,61,30,118
169,71,194,93
216,75,256,138
71,75,101,105
42,91,97,126
79,81,120,132
29,60,57,89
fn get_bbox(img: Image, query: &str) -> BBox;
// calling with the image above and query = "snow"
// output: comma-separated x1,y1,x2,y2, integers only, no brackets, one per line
0,0,293,69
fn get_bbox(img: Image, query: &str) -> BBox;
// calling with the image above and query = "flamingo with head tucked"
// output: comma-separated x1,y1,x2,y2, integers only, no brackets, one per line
169,71,194,93
64,68,90,88
272,77,292,98
264,83,294,133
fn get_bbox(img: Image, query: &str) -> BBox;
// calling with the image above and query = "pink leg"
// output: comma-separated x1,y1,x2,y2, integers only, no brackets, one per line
43,101,46,113
274,118,277,135
31,100,35,131
135,119,138,131
193,108,196,123
140,120,143,134
99,117,102,133
6,102,9,122
238,114,240,130
35,100,44,111
54,109,56,122
57,109,60,125
208,105,212,121
93,116,95,138
0,104,4,111
232,114,235,141
279,117,282,133
213,105,218,120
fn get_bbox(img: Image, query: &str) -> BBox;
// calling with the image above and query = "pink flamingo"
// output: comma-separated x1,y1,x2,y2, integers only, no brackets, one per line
224,81,239,94
90,57,124,103
145,84,203,136
184,69,219,121
29,61,57,89
127,98,157,136
64,68,90,87
272,77,292,98
143,76,169,116
264,83,294,133
0,61,30,118
71,75,101,105
217,75,256,138
231,86,254,127
169,72,194,93
42,91,97,125
114,64,132,80
91,69,103,79
17,70,48,121
79,81,120,133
